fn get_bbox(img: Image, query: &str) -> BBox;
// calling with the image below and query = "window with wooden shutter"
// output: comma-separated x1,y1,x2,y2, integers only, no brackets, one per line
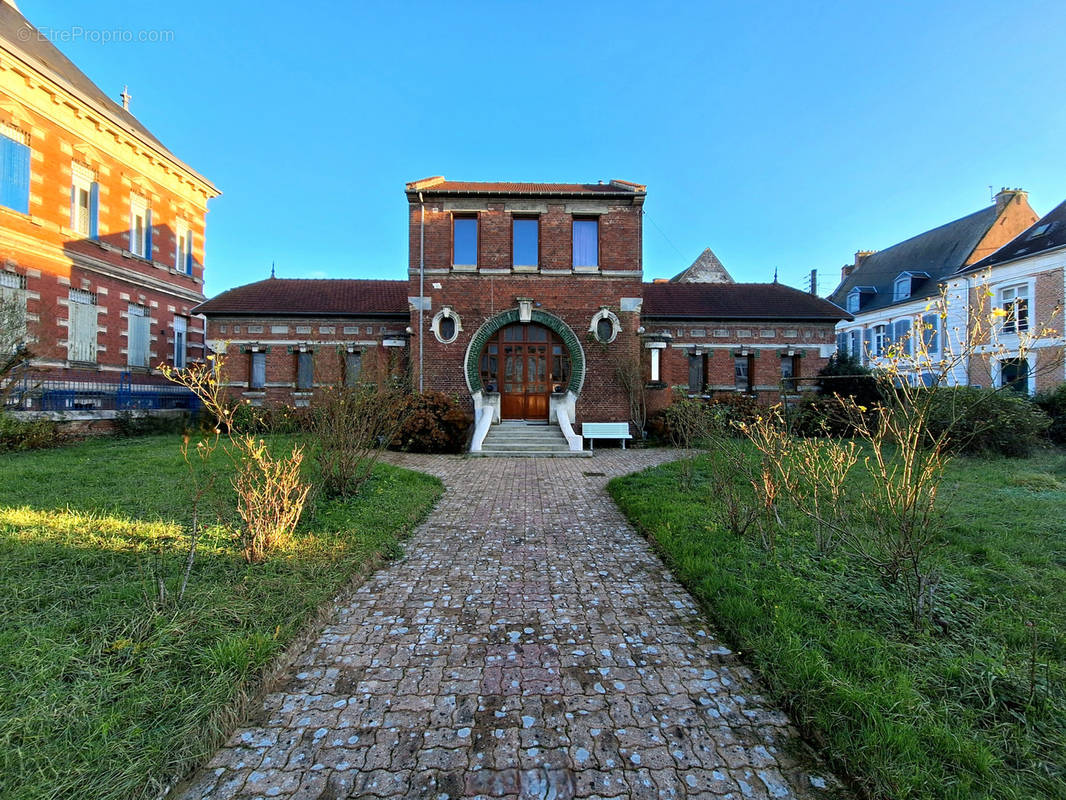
130,195,149,257
127,303,151,368
344,351,361,387
173,316,187,369
0,127,31,215
68,289,97,363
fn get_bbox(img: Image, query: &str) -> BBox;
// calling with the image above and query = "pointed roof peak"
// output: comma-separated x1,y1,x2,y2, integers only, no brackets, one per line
669,247,734,284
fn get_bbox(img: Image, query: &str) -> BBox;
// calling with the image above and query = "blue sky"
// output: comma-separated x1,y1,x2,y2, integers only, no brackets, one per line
25,0,1066,296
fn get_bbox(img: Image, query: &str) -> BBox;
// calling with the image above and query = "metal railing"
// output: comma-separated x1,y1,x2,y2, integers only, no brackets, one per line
5,371,200,413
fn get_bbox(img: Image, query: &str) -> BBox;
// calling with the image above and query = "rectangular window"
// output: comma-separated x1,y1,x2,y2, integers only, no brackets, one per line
999,284,1029,333
734,355,752,392
0,270,28,346
176,221,193,275
173,316,187,369
781,355,799,392
512,217,539,267
130,195,150,258
70,164,99,238
0,126,30,215
296,351,313,390
873,324,888,357
1000,358,1029,394
453,215,477,266
572,218,599,267
250,351,266,389
688,353,705,393
127,303,151,368
68,289,97,363
344,351,362,387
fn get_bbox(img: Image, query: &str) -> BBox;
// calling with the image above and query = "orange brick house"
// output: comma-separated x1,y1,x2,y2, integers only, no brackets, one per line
195,178,850,451
0,2,218,408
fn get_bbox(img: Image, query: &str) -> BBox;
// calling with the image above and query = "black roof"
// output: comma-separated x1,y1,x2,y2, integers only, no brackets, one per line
0,3,215,191
828,204,1000,313
963,199,1066,272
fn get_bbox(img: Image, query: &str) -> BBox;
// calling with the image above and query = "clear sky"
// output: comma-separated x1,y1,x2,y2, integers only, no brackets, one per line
23,0,1066,296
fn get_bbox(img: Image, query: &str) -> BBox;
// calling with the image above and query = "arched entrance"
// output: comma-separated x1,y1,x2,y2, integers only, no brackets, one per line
465,308,585,423
478,323,570,420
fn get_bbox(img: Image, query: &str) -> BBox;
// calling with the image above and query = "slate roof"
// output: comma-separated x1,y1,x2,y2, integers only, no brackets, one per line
670,248,733,283
193,279,409,317
827,204,1001,314
406,177,645,197
643,282,851,321
963,199,1066,272
0,3,216,192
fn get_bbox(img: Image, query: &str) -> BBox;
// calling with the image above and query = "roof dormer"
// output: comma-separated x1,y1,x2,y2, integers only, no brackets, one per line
846,286,877,313
893,271,930,301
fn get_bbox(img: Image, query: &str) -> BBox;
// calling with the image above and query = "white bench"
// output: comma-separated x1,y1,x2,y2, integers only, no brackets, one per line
582,422,633,450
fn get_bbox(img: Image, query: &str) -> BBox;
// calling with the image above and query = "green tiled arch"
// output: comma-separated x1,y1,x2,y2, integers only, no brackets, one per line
464,308,585,395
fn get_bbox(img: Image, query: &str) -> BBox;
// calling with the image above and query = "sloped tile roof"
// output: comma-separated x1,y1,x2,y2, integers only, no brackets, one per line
827,204,1000,313
0,4,216,192
643,282,850,321
963,199,1066,271
193,279,409,316
406,177,645,197
670,248,733,283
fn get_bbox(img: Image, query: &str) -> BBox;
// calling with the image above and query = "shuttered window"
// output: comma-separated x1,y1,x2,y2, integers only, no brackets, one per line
176,221,194,274
250,352,266,388
70,164,99,238
344,351,362,387
688,353,705,393
0,128,30,215
173,316,187,369
0,271,28,347
296,351,313,390
127,303,151,368
922,313,939,352
68,289,97,363
130,195,150,257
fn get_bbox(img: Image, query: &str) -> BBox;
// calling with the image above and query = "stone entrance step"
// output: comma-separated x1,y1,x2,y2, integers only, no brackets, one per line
473,421,592,458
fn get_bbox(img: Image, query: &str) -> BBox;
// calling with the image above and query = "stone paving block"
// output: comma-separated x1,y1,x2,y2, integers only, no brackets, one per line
173,451,848,800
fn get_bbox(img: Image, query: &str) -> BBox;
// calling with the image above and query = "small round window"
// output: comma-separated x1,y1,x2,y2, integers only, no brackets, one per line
595,318,613,343
439,316,456,341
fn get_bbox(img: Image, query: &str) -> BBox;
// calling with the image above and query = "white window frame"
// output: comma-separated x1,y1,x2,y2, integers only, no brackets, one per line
431,306,462,344
997,282,1031,335
173,316,187,369
0,271,28,349
127,303,151,368
71,164,95,236
175,220,193,274
589,308,621,344
893,275,911,301
130,194,149,258
67,289,97,364
996,356,1033,395
873,324,888,357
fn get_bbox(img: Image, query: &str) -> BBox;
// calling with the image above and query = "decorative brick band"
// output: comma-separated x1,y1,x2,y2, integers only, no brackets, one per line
464,308,585,396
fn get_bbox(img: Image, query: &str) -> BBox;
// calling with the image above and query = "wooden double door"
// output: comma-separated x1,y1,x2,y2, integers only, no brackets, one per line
479,323,571,420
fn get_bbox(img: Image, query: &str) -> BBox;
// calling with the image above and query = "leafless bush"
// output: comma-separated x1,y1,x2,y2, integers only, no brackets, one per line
231,434,311,562
311,384,407,498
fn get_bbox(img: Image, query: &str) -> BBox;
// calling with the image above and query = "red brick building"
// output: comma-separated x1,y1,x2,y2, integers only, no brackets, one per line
0,3,218,409
196,178,849,450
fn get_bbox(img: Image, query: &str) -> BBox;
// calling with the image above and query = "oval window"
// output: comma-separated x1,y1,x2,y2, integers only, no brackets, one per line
439,316,456,342
596,317,614,343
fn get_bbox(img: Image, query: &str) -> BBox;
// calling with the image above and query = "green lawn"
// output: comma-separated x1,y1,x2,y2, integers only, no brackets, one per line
609,447,1066,800
0,435,442,800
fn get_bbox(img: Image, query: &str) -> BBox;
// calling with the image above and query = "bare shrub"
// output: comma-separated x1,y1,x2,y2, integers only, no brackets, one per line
162,354,312,562
231,434,311,562
312,384,407,498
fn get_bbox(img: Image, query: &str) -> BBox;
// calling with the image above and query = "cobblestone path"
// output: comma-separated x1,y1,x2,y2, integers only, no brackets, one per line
176,451,847,800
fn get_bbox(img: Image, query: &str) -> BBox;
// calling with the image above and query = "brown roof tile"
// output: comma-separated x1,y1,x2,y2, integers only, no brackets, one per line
405,178,645,197
193,279,408,316
642,282,851,321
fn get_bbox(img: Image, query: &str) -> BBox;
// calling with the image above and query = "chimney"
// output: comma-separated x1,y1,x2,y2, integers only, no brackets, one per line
809,268,818,295
855,250,875,267
841,264,854,283
994,187,1026,214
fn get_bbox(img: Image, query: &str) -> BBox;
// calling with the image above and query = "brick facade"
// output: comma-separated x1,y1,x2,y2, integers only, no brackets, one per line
0,5,217,392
